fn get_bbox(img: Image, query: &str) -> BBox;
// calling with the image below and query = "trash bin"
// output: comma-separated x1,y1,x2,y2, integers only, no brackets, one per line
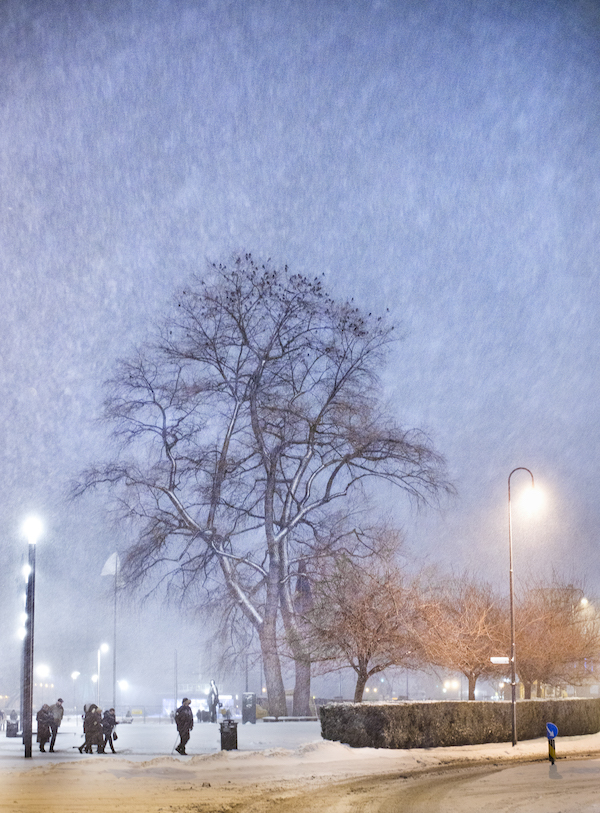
242,692,256,724
6,722,18,738
220,719,238,750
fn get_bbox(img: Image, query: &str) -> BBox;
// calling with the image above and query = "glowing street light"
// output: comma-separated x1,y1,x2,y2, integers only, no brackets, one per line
21,516,43,759
117,679,129,711
507,467,535,747
35,664,50,705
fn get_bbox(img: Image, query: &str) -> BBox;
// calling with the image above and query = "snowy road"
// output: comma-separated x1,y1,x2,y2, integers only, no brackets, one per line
2,719,600,811
266,760,600,812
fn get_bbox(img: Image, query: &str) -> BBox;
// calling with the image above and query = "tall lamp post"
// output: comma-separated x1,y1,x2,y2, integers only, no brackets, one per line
22,516,43,759
71,671,80,715
508,467,535,747
97,644,109,706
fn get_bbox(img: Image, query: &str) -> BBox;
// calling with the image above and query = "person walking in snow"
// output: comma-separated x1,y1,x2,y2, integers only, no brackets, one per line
174,698,193,755
36,704,53,752
48,697,64,752
102,708,118,753
80,704,104,753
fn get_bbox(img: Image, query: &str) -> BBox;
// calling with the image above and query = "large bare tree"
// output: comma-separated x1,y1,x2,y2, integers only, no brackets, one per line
76,255,451,714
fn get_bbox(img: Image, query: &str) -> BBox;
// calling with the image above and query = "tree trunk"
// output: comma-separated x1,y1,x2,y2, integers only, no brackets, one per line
259,622,287,717
353,669,368,702
256,540,287,717
523,681,532,699
467,672,477,701
536,682,544,698
293,658,311,716
281,559,313,716
217,540,287,716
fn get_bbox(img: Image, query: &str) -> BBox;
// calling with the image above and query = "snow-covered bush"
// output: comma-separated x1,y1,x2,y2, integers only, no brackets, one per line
319,699,600,749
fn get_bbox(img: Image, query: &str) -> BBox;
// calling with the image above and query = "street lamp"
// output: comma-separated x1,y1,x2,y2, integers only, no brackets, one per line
71,671,80,714
97,644,109,706
35,664,50,705
117,679,128,713
507,467,535,747
21,516,43,759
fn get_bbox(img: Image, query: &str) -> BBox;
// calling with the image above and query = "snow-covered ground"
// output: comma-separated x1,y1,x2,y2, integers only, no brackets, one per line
2,717,600,811
0,715,326,766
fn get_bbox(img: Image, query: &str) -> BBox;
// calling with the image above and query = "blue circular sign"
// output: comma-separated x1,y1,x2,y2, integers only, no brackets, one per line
546,722,558,739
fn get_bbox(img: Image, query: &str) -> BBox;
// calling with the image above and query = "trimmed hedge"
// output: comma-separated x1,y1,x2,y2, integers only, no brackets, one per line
319,699,600,749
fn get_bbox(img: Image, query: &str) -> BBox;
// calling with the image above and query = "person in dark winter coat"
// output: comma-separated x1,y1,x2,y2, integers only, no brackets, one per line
208,680,220,723
36,704,53,752
174,698,193,755
48,698,64,752
102,708,118,753
79,704,104,753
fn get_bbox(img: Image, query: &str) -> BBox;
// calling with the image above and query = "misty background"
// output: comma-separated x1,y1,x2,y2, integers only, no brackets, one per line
1,0,599,708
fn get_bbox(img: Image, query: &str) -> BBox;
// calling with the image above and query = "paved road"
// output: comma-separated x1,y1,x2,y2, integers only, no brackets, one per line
268,758,600,812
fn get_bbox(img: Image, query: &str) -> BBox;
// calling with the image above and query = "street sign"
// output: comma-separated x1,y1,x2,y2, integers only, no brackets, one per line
546,722,558,765
490,657,510,664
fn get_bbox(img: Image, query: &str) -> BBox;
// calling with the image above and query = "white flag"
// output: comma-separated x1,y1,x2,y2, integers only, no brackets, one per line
101,552,120,577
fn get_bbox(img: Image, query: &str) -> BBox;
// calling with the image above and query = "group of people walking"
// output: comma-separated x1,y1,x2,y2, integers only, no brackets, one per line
35,697,118,754
78,704,118,753
34,681,222,756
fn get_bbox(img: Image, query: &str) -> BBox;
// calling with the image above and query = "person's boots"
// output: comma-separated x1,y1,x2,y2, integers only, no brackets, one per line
39,745,45,752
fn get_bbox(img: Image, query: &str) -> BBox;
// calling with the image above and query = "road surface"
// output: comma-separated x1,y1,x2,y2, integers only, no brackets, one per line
264,758,600,812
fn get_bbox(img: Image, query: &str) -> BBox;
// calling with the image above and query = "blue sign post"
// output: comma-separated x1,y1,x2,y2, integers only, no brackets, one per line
546,722,558,764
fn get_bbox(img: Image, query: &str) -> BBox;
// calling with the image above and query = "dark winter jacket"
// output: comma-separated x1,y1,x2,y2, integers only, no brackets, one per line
175,703,194,732
48,702,64,727
83,706,104,745
36,706,53,743
102,710,117,736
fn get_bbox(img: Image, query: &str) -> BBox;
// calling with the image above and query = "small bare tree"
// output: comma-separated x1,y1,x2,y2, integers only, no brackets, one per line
303,552,423,702
516,580,600,697
420,573,505,700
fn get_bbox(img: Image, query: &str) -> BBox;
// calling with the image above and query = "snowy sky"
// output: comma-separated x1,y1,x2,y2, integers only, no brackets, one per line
1,0,599,703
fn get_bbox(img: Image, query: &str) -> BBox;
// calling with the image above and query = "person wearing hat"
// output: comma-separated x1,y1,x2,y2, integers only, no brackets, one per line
174,698,193,755
48,698,64,752
79,703,104,753
102,708,119,753
36,704,53,752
